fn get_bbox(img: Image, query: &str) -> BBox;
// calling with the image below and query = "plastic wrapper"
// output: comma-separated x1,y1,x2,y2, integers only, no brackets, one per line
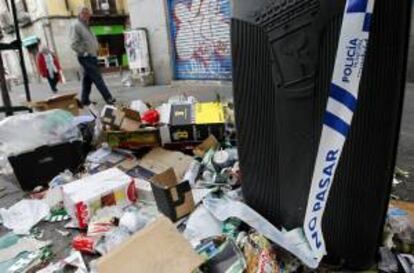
197,237,246,273
0,110,81,156
87,206,124,237
141,109,160,125
95,226,131,255
72,234,99,254
130,100,149,115
183,205,222,245
243,233,280,273
49,170,75,188
0,110,81,173
0,199,50,235
203,193,319,268
119,209,150,233
378,247,398,273
387,207,414,244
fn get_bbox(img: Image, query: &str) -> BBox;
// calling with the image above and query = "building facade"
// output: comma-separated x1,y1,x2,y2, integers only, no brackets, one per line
128,0,233,85
0,0,130,83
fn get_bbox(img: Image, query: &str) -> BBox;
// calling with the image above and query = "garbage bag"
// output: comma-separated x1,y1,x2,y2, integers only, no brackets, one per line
0,110,81,156
0,110,81,172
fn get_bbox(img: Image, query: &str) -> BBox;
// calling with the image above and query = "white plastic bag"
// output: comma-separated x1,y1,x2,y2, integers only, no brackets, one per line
0,199,50,235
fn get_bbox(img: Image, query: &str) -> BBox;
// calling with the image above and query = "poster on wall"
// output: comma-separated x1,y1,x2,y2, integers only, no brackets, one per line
168,0,232,80
124,29,151,71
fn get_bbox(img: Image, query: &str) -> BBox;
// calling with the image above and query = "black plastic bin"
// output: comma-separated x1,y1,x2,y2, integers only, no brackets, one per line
232,0,411,269
8,141,85,191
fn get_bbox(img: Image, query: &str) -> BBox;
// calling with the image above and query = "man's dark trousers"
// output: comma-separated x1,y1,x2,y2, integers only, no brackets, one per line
78,56,113,105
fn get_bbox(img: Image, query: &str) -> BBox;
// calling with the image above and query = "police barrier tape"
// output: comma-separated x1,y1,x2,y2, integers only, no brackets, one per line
206,0,376,269
303,0,376,259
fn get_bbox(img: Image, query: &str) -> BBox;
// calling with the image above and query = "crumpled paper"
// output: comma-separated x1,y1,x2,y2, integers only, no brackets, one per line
0,200,50,235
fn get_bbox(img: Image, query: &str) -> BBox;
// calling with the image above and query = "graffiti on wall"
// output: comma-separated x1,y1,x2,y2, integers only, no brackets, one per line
169,0,232,80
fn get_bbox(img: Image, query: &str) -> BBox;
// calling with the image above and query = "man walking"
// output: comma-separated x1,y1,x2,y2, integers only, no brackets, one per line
70,6,116,105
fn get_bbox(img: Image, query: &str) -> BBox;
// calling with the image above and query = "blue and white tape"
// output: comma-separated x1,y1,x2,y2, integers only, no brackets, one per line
303,0,375,260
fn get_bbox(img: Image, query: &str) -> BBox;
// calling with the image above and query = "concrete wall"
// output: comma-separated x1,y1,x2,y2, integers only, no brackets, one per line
128,0,172,85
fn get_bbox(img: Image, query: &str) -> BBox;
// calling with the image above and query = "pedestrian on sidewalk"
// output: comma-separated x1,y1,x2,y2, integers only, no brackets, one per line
36,45,61,94
69,6,116,106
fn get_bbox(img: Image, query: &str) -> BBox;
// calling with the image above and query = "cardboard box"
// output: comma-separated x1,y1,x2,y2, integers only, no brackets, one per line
116,160,155,202
150,168,195,222
169,104,195,142
106,128,160,149
101,106,141,132
166,102,226,143
62,168,137,229
29,93,80,116
97,216,204,273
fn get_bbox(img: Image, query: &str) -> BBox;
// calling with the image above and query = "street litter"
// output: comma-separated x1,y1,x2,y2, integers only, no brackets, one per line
0,92,411,273
150,168,195,222
96,216,204,273
62,168,137,229
36,251,88,273
0,237,50,263
0,199,50,235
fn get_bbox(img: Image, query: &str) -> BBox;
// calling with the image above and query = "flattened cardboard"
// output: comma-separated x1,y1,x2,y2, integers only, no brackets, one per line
138,148,193,180
97,216,204,273
29,93,79,116
193,135,219,157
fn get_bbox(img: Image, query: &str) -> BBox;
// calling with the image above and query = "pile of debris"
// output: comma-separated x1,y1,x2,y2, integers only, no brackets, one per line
0,94,412,273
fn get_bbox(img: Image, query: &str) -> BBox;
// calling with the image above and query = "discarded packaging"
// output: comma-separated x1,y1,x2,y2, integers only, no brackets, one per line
0,237,50,263
62,168,137,229
101,106,142,132
106,128,160,150
0,199,50,235
97,226,131,255
0,110,81,173
150,168,195,222
183,205,222,245
203,193,319,268
141,109,160,125
96,216,204,273
243,233,279,273
72,234,99,254
37,251,88,273
87,206,124,237
378,247,399,273
165,102,226,144
138,147,193,180
193,135,220,158
119,210,150,233
130,100,149,115
198,237,246,273
28,93,80,116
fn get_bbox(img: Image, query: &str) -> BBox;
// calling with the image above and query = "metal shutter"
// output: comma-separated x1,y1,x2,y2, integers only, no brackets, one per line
168,0,232,80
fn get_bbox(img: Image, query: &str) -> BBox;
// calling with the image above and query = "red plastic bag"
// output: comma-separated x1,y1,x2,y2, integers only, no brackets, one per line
141,109,160,125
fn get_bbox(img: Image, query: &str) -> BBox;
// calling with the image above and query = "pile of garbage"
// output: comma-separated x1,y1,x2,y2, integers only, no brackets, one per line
0,95,412,273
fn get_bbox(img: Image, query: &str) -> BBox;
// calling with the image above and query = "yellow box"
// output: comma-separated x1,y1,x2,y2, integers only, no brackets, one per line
195,102,225,124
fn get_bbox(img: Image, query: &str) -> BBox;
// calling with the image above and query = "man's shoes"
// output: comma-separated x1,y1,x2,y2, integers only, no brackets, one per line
105,98,116,105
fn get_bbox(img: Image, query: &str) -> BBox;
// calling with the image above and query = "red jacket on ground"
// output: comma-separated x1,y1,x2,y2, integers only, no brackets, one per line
36,52,61,80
